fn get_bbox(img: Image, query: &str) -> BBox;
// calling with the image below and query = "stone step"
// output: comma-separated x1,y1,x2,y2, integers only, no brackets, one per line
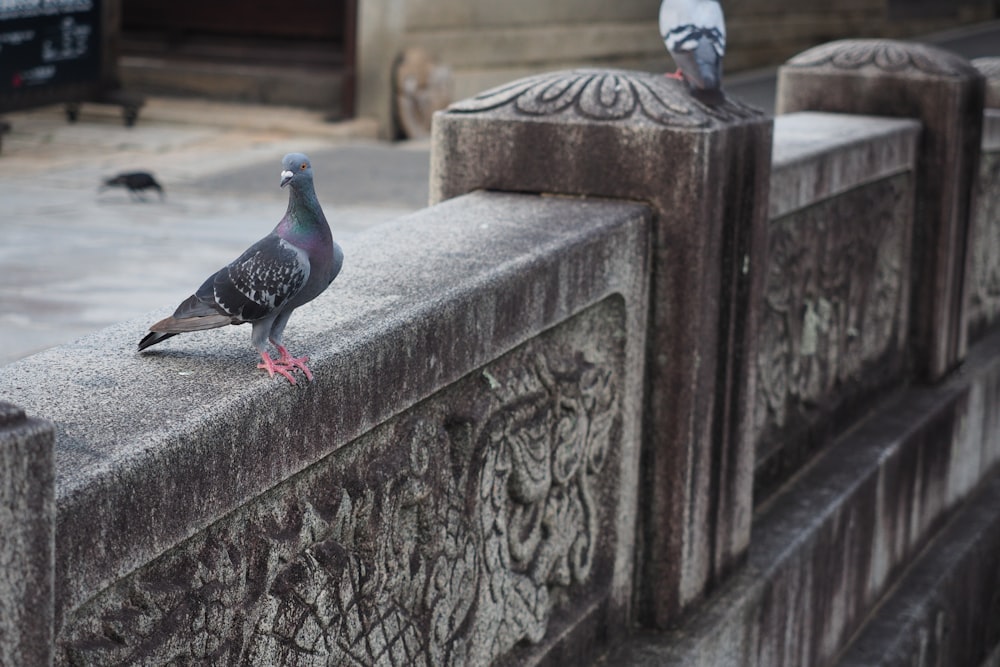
833,469,1000,667
120,56,347,113
601,328,1000,666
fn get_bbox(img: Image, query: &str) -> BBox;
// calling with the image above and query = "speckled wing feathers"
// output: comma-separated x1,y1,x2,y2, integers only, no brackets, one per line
146,234,308,338
199,234,309,323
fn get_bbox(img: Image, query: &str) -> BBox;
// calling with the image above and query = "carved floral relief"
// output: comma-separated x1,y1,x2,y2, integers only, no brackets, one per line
754,175,911,473
447,69,762,127
58,300,625,667
785,39,978,78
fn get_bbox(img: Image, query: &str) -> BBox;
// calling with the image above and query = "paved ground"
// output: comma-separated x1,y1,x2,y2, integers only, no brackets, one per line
1,21,997,366
0,101,430,364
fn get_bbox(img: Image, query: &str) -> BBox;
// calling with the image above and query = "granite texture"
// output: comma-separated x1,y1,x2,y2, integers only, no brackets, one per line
968,110,1000,342
755,171,915,500
57,298,630,666
0,403,55,667
602,325,1000,667
777,39,986,380
974,57,1000,108
0,190,651,666
432,68,773,627
835,468,1000,667
769,112,920,218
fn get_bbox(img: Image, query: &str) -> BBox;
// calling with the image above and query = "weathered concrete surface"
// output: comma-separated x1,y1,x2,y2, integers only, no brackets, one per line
834,468,1000,667
431,69,772,626
0,403,55,667
777,39,986,380
58,298,632,666
601,325,1000,667
968,58,1000,342
756,113,919,499
974,57,1000,108
768,112,920,219
0,191,651,664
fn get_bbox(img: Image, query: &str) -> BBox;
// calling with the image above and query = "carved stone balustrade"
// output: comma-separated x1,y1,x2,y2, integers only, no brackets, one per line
967,57,1000,342
0,192,651,666
0,403,55,667
432,68,773,627
777,39,986,381
756,111,921,499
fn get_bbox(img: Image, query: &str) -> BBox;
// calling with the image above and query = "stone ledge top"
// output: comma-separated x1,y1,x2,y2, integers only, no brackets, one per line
973,57,1000,108
985,109,1000,152
784,39,982,80
0,190,651,620
770,111,921,219
443,68,764,129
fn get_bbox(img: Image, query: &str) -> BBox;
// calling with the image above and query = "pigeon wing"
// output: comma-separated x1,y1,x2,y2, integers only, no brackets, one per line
199,233,310,323
148,233,309,337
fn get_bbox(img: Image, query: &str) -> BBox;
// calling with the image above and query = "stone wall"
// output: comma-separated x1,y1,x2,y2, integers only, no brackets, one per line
968,57,1000,342
0,192,651,665
755,112,919,499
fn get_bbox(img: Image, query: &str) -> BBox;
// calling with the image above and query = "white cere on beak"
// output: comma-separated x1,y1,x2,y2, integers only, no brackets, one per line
280,169,294,187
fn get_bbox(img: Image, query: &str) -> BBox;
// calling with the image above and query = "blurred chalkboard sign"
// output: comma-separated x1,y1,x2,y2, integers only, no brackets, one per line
0,0,142,129
0,1,101,95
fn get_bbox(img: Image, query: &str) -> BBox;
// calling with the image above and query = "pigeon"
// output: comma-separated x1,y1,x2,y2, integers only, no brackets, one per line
138,153,343,385
100,171,164,200
659,0,726,95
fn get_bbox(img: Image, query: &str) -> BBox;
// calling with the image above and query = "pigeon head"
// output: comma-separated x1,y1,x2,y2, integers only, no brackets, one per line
280,153,313,189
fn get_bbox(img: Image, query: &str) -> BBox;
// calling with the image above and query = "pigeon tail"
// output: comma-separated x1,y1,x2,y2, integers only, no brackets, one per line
138,311,233,351
138,330,177,351
149,312,234,334
670,39,723,91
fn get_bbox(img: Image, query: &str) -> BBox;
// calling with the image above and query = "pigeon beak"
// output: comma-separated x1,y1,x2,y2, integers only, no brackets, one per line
280,170,294,188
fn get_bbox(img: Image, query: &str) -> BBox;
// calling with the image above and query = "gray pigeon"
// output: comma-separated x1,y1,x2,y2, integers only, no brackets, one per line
138,153,343,385
659,0,726,94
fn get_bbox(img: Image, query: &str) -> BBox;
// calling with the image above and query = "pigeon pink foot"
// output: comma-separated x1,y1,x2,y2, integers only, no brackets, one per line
275,344,314,382
665,69,685,80
257,351,299,385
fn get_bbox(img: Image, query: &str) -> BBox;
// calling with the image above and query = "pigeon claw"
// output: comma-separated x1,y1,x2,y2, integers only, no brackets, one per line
275,345,314,383
258,351,300,385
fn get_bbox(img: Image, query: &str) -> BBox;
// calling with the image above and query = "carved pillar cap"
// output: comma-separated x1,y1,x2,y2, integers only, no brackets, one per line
973,57,1000,108
444,68,762,129
784,39,982,80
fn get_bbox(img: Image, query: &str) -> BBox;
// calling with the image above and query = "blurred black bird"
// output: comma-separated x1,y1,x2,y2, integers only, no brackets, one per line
100,171,164,200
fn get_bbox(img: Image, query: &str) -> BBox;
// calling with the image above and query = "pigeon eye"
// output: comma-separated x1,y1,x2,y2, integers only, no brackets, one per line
300,163,307,170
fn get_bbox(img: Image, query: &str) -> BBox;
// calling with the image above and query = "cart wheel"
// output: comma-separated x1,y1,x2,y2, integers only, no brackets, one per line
65,103,80,123
123,106,139,127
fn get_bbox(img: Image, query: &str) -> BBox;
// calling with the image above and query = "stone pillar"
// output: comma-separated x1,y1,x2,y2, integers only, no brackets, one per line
973,58,1000,109
0,402,55,666
431,69,772,627
966,58,1000,342
776,39,986,381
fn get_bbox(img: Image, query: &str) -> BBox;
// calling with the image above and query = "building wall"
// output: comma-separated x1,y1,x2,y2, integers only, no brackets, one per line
357,0,997,135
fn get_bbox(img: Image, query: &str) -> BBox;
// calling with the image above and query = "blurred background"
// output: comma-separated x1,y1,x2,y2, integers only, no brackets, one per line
1,0,998,365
